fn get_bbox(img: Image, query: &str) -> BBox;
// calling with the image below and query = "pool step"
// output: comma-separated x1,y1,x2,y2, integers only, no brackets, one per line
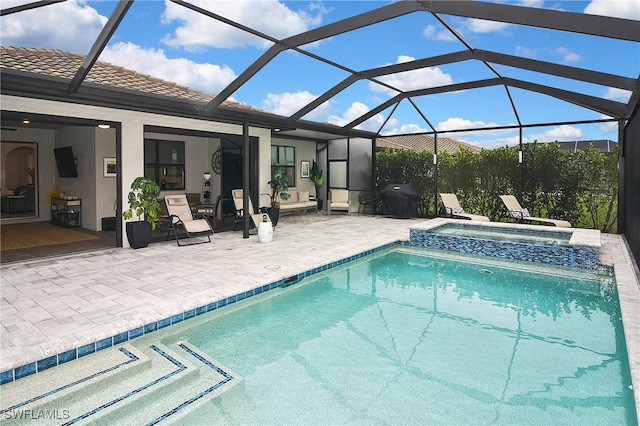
0,341,240,425
0,345,151,424
91,341,241,425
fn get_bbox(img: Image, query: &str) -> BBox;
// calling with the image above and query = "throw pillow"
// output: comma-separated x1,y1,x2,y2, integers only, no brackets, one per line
299,191,309,202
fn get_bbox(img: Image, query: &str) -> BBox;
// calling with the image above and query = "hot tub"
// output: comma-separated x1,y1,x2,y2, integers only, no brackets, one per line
409,218,601,270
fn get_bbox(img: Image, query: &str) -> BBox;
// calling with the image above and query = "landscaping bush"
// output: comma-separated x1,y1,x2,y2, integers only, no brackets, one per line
375,142,618,231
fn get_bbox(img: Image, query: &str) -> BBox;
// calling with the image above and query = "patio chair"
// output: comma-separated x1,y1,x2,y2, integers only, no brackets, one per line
439,193,490,222
328,189,351,215
231,189,272,231
499,195,571,227
357,190,378,216
164,194,214,246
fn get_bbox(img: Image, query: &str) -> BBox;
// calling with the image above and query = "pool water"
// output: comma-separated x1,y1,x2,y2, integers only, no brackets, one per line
165,247,636,425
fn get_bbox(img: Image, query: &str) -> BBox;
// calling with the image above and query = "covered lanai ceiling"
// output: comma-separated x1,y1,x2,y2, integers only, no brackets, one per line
1,0,639,146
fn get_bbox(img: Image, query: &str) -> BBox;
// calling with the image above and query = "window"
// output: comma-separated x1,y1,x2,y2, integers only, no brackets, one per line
271,145,295,187
144,139,185,190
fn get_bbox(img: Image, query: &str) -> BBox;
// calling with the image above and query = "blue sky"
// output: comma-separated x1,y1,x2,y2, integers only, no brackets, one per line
2,0,639,148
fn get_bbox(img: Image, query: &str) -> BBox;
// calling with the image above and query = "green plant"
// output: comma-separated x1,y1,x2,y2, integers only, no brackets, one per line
309,160,324,194
267,163,291,208
122,177,161,230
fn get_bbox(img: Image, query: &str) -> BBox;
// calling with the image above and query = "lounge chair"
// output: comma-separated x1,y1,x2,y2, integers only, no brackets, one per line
499,195,571,227
231,189,272,231
328,189,351,215
439,193,490,222
164,194,214,246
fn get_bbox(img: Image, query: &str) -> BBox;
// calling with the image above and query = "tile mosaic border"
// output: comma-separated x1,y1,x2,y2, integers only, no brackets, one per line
409,223,601,271
0,241,399,386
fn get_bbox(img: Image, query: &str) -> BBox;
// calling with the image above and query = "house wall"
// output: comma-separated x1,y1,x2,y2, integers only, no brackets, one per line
1,95,272,247
272,137,317,196
55,126,97,229
95,127,117,228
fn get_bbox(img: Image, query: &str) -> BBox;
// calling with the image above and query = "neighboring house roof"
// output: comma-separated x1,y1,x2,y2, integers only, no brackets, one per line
549,139,618,154
0,46,254,111
376,134,482,154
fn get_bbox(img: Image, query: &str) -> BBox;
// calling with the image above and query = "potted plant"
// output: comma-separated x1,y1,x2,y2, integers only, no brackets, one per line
122,176,161,248
309,159,324,210
266,163,291,227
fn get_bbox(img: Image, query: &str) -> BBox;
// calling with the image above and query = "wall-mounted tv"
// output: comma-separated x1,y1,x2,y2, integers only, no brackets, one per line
53,146,78,178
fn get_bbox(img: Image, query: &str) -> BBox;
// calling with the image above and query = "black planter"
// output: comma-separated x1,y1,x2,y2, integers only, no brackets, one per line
126,221,152,249
317,199,324,211
267,207,280,227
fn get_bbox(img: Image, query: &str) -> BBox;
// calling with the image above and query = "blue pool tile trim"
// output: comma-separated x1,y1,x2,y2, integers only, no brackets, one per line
409,227,600,270
0,240,398,386
0,347,139,416
1,342,235,426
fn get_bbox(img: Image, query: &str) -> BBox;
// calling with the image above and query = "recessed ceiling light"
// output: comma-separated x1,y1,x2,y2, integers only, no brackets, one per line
22,119,30,125
97,124,111,129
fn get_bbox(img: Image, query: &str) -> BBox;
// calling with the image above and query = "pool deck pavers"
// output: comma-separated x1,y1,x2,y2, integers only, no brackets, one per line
1,215,639,416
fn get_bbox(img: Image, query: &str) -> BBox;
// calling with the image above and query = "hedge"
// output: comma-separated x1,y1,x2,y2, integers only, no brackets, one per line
375,142,618,232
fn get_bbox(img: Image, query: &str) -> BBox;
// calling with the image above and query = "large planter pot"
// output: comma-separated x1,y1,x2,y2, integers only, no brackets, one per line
317,199,324,211
126,221,152,249
267,207,280,227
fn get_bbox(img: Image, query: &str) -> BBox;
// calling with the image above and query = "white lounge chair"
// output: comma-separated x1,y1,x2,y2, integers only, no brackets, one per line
500,195,571,227
164,194,214,246
231,189,272,231
440,193,490,222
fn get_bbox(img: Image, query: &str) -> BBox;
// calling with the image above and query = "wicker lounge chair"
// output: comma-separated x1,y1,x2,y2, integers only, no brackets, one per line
500,195,571,227
440,193,490,221
164,194,214,246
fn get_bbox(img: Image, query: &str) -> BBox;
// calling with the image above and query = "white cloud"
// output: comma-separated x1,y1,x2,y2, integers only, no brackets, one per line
161,0,326,50
604,87,632,101
261,90,330,118
554,47,582,63
584,0,640,20
422,24,457,42
327,102,389,132
598,121,619,134
101,42,236,95
379,123,430,136
0,0,106,53
436,117,502,133
527,125,585,142
464,18,510,34
369,56,454,96
515,46,538,59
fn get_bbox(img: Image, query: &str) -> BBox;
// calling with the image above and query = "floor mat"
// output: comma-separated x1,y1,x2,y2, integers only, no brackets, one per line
0,222,98,250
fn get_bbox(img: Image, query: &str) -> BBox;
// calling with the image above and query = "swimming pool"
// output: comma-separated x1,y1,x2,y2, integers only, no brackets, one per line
2,245,635,425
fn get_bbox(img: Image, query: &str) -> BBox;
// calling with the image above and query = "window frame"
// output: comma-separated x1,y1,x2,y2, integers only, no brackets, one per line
144,139,186,190
271,145,296,188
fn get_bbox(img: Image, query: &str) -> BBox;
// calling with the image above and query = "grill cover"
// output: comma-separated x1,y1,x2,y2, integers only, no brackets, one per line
380,184,418,218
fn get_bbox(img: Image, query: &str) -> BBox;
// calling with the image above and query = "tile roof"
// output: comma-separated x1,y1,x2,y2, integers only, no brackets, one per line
0,46,254,110
376,134,482,154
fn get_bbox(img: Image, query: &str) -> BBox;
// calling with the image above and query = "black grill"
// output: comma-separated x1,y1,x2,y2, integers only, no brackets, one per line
379,184,418,218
